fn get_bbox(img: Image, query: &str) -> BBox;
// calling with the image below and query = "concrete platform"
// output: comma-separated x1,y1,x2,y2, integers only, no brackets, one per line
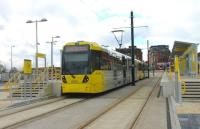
176,102,200,114
0,91,11,108
85,78,159,129
83,77,168,129
132,79,167,129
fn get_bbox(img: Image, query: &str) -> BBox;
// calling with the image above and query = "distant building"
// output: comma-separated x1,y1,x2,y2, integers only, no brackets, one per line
116,46,143,61
149,45,170,70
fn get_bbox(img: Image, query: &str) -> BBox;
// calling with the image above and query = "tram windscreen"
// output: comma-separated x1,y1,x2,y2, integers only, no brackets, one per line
62,45,90,75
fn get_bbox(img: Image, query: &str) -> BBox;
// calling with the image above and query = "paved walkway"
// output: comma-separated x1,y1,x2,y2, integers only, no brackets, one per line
0,91,11,108
176,102,200,114
133,80,167,129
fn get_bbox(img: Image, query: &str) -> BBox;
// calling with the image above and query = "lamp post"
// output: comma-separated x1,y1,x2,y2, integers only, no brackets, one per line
46,36,60,67
131,11,135,85
10,45,15,71
26,18,48,73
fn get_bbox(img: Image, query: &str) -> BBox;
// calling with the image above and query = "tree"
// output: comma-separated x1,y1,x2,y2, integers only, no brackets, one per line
0,64,6,73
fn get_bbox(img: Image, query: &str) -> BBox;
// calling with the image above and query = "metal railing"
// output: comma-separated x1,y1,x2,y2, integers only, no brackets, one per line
7,67,61,101
9,68,50,99
181,81,186,94
3,72,21,90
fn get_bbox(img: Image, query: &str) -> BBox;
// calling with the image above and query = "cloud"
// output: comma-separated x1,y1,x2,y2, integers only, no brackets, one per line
0,0,11,22
0,25,4,30
0,0,200,69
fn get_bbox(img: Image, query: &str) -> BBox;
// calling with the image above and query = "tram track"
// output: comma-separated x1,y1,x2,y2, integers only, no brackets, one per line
129,76,161,129
78,77,161,129
77,83,147,129
0,97,89,129
0,93,105,119
0,97,65,118
2,87,135,129
2,77,159,129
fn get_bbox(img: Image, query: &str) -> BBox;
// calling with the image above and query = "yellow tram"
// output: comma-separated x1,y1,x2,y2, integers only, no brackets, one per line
61,41,147,94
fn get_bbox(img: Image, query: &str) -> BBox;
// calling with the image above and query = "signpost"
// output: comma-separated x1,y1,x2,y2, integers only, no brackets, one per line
23,59,32,99
24,59,32,74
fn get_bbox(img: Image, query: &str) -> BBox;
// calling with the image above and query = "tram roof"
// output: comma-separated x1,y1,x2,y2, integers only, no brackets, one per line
64,41,142,62
64,41,102,51
102,47,143,62
103,47,131,59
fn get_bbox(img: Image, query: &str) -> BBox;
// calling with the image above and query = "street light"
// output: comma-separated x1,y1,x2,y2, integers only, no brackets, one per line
26,18,48,73
46,36,60,67
10,45,15,71
111,29,124,48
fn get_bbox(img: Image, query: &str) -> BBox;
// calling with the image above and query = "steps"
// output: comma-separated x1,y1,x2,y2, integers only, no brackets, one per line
7,68,57,99
10,83,46,98
182,81,200,100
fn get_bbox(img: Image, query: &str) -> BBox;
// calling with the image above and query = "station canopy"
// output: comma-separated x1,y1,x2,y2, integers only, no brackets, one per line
171,41,197,58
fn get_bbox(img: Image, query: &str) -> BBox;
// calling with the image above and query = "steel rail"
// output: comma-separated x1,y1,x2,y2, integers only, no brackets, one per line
0,97,65,118
3,77,158,129
2,97,90,129
78,78,159,129
129,76,162,129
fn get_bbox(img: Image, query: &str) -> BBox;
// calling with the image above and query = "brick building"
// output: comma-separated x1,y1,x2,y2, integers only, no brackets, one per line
149,45,170,70
116,46,143,61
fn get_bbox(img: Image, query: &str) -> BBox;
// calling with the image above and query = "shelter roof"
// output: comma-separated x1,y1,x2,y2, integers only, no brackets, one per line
171,41,197,58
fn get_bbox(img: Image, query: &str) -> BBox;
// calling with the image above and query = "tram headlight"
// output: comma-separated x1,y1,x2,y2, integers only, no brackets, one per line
62,76,67,83
82,75,89,83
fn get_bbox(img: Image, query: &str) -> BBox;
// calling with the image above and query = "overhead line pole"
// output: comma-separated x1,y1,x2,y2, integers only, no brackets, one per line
131,11,135,86
112,11,148,85
147,40,150,78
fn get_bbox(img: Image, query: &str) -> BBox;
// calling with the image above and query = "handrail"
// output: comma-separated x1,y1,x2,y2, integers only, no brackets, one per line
11,68,49,98
3,72,21,90
48,67,61,80
32,68,48,91
181,81,186,94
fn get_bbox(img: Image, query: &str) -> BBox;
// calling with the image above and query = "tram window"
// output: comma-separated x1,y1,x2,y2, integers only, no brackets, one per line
112,57,123,70
91,51,100,70
100,52,112,70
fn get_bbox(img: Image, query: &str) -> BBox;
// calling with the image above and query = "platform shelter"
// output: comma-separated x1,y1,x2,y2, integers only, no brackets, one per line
171,41,198,77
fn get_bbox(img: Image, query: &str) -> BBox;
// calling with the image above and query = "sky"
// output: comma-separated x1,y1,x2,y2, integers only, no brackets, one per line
0,0,200,70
